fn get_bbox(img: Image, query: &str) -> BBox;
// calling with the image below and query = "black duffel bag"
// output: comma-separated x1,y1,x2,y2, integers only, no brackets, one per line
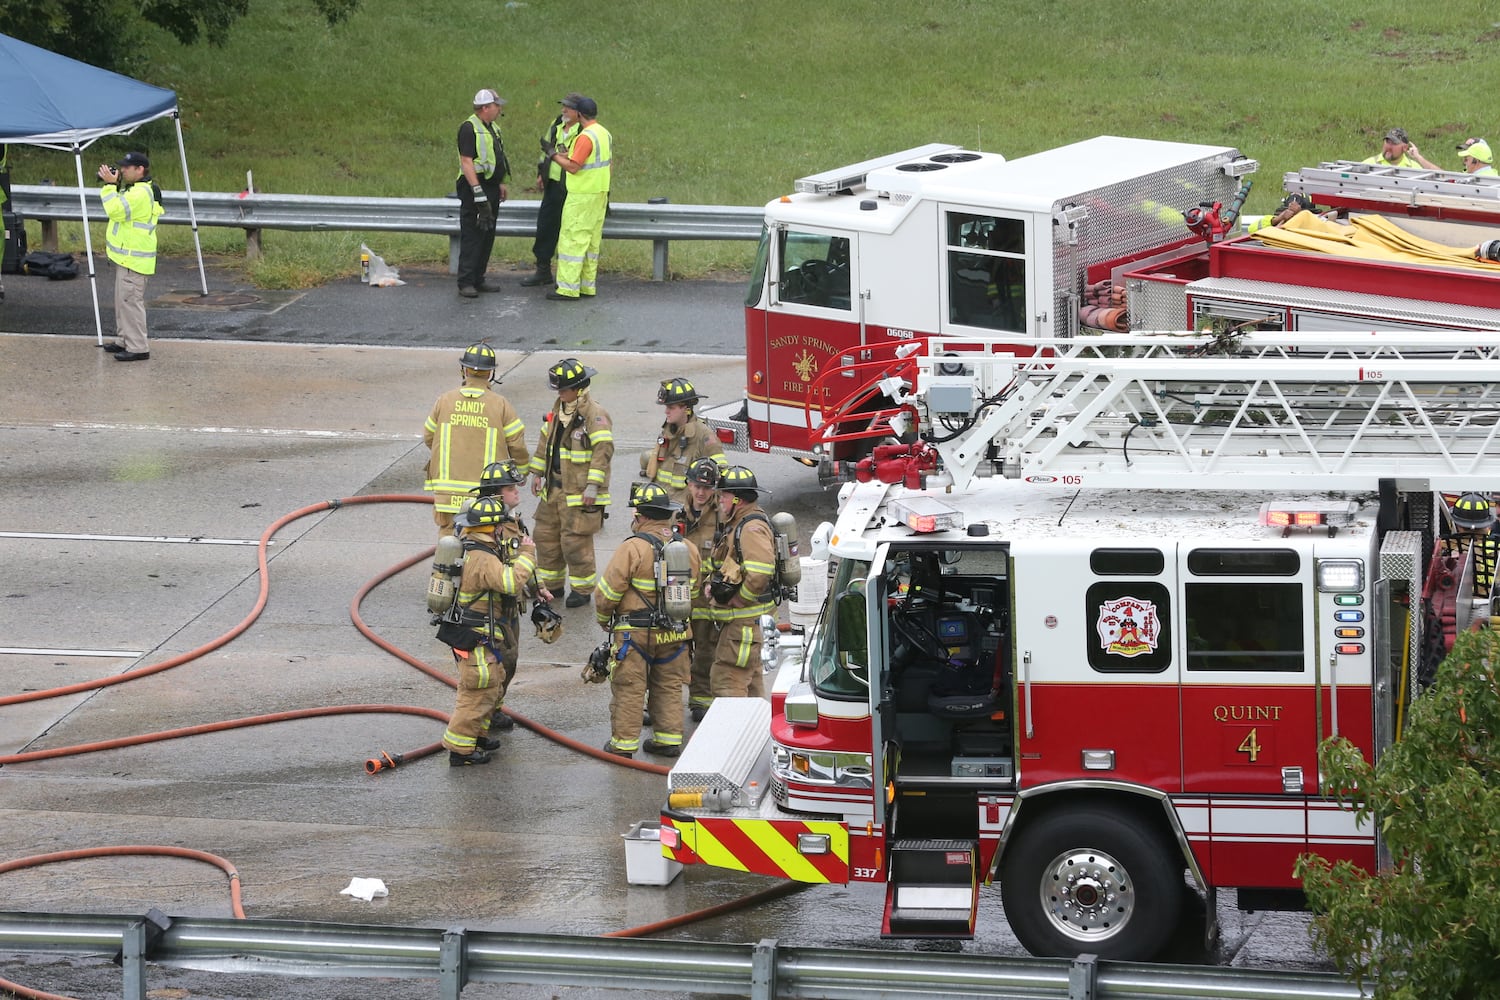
21,250,78,280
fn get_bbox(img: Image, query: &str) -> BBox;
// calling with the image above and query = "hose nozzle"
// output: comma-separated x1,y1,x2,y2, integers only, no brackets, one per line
364,750,403,774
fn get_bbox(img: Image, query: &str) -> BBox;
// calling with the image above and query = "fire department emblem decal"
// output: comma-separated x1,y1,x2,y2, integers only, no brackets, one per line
793,349,819,383
1096,596,1160,657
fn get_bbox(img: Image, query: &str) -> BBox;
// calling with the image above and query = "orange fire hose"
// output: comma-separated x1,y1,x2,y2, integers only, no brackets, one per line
0,494,770,999
0,845,245,1000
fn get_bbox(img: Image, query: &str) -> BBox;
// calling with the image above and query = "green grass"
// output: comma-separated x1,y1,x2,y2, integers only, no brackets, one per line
11,0,1500,287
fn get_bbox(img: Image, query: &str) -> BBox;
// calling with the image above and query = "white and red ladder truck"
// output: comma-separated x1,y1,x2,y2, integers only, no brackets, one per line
662,328,1500,962
700,139,1500,484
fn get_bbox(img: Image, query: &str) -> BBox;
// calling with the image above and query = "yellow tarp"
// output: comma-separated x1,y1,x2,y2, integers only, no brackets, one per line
1248,211,1500,273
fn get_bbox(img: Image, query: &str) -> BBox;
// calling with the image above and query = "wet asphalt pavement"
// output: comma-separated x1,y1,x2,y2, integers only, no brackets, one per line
0,255,1333,997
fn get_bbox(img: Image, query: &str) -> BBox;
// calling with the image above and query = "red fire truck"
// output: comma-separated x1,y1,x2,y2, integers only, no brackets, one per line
699,138,1500,484
663,328,1500,961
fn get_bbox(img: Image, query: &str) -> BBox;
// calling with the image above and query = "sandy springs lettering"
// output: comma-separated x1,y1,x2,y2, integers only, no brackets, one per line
448,398,491,429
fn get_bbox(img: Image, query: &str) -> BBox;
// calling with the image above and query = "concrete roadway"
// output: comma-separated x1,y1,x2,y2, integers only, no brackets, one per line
0,260,1330,997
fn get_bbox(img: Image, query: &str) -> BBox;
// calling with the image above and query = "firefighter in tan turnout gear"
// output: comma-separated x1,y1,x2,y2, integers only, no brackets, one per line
640,376,727,503
527,358,614,607
682,458,723,721
440,463,548,766
423,342,530,540
591,482,701,757
705,466,776,699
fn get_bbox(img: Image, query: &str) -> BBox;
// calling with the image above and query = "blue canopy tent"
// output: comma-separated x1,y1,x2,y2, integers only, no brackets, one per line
0,32,206,340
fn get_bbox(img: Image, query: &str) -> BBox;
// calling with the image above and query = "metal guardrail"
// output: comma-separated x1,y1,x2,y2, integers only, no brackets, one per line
7,186,765,280
0,910,1369,1000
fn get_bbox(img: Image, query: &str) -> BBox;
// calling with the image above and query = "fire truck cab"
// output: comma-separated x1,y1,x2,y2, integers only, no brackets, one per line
700,137,1255,472
704,139,1500,487
664,330,1500,961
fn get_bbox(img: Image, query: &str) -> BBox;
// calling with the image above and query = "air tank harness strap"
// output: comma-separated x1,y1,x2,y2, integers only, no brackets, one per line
611,628,688,665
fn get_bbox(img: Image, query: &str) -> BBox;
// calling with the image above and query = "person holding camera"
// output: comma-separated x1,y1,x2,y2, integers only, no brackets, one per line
97,152,162,362
455,88,510,298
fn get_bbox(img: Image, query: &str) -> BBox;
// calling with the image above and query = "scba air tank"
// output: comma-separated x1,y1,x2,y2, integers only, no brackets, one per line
771,511,802,587
660,533,694,623
426,533,464,613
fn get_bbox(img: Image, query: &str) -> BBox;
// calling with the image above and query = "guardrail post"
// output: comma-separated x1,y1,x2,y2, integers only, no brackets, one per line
115,909,169,1000
440,926,468,1000
40,219,59,252
245,227,262,261
119,920,148,1000
449,235,460,276
648,197,670,282
751,937,778,1000
1068,953,1098,1000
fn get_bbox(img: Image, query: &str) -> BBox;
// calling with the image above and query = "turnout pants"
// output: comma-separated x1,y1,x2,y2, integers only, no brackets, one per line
688,616,717,713
709,616,765,699
533,491,603,595
608,628,689,752
442,616,518,755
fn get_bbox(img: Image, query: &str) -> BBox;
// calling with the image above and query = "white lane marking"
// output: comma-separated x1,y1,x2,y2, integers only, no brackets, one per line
0,531,264,546
1,646,145,657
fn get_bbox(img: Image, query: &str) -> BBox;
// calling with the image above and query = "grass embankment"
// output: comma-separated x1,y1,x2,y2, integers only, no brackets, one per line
11,0,1499,288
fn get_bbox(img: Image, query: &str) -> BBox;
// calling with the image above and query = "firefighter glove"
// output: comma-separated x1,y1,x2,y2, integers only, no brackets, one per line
581,484,599,507
475,199,495,232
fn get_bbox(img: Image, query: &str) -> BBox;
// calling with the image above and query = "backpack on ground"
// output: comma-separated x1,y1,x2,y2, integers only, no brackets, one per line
21,250,78,280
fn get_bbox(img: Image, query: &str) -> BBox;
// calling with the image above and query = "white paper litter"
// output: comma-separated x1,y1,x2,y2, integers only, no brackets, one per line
339,877,389,901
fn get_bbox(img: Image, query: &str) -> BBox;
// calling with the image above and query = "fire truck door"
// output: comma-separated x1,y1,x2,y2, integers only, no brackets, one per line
758,225,861,447
1177,545,1318,885
1013,542,1181,790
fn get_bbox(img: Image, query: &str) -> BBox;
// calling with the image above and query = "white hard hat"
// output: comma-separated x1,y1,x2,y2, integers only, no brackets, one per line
472,88,505,107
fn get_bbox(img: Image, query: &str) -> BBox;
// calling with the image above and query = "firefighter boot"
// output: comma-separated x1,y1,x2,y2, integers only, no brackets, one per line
643,738,682,758
490,710,515,732
565,589,593,608
520,263,552,287
449,747,494,766
602,740,635,759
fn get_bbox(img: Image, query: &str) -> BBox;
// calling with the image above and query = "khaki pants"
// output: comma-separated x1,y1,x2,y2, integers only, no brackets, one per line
533,492,603,595
709,618,764,699
608,629,689,750
113,265,149,353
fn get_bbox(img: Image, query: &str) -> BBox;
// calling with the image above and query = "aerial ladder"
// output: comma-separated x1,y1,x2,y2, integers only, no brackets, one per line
817,331,1500,493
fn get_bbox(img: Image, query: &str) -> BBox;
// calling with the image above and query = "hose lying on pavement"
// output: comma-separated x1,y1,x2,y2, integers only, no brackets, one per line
0,494,771,1000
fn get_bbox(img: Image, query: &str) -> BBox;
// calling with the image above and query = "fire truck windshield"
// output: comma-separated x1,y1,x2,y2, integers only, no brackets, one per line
809,557,872,698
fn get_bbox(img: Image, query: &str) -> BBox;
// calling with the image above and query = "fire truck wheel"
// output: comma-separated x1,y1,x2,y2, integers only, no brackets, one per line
999,805,1182,961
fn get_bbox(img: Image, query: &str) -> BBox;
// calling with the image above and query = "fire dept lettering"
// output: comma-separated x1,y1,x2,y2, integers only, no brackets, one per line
448,398,490,428
1095,596,1159,657
1212,705,1283,723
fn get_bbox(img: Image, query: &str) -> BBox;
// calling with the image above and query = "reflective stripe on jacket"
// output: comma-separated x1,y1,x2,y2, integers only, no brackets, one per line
566,123,612,194
101,181,162,276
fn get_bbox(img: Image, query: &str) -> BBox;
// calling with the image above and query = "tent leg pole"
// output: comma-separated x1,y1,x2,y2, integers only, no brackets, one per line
71,149,105,345
172,114,209,297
